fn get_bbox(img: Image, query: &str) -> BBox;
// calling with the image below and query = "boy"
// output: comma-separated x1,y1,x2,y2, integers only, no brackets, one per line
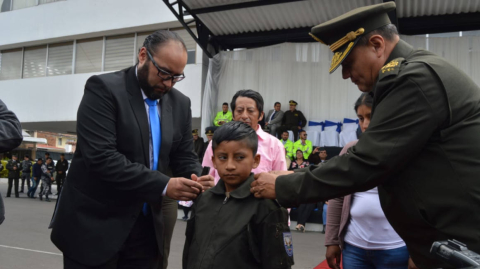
183,121,294,269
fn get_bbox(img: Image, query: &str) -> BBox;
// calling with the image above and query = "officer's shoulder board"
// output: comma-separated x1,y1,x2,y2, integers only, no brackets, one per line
379,57,405,81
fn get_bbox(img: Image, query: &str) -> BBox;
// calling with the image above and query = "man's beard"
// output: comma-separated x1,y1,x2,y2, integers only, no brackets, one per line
137,63,170,100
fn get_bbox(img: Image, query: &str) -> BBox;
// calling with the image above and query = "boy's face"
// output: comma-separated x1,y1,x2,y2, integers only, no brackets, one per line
212,140,260,192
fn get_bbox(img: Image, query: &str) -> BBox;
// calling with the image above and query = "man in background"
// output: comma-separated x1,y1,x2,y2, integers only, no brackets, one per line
192,129,204,163
20,155,32,193
293,131,313,160
277,100,307,141
28,158,43,198
265,102,284,137
280,131,294,161
213,102,233,127
6,155,20,198
308,147,328,165
55,153,69,195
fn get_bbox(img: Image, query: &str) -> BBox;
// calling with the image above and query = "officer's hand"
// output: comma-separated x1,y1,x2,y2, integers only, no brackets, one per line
408,257,419,269
166,177,202,201
251,172,278,199
192,174,215,192
269,170,294,176
326,245,341,269
298,126,301,129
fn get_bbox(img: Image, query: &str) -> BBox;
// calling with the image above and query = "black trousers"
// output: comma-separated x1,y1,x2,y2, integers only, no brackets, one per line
277,125,300,141
297,203,317,226
20,173,31,191
64,213,159,269
56,172,66,194
7,177,19,197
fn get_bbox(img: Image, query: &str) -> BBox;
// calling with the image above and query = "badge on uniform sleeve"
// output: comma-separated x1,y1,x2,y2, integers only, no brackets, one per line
283,232,293,257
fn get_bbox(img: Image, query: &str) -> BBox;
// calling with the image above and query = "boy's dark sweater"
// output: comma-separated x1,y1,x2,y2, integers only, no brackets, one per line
183,174,294,269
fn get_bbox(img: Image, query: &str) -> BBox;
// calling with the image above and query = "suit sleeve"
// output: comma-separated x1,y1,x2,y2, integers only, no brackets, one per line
0,100,22,153
270,111,284,125
276,77,439,207
169,98,202,178
75,76,168,203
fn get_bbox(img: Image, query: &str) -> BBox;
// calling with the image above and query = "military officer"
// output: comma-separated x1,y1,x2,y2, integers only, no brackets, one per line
276,100,307,141
251,2,480,269
192,129,204,163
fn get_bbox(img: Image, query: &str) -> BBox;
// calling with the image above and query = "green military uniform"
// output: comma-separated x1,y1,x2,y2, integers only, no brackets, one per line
183,174,294,269
276,3,480,269
293,139,313,160
280,138,294,160
277,100,307,141
213,111,233,126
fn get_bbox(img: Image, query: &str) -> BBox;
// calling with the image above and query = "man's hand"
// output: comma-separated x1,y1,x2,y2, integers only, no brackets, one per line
58,171,62,174
218,121,225,125
13,166,17,170
326,245,341,269
298,126,301,129
251,172,278,199
312,147,319,154
166,177,202,201
269,170,294,176
265,122,269,126
192,174,215,192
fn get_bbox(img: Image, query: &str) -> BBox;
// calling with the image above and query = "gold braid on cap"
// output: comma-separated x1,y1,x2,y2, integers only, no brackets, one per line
329,28,365,52
309,33,325,44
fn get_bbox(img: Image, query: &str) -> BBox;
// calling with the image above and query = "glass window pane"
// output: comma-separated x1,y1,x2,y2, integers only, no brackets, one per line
1,0,12,12
0,48,23,80
23,45,47,79
104,34,134,72
12,0,36,10
187,50,196,64
75,37,103,74
47,42,73,76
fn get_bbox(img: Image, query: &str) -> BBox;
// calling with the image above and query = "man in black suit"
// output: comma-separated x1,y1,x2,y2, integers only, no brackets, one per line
50,30,207,269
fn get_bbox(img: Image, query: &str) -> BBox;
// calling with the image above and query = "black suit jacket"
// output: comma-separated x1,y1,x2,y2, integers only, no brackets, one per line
50,66,201,266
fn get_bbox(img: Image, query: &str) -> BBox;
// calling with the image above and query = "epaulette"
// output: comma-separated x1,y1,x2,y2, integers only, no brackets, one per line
379,57,405,81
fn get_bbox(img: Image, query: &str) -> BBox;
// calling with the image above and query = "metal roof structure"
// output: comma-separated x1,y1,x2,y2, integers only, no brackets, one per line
163,0,480,57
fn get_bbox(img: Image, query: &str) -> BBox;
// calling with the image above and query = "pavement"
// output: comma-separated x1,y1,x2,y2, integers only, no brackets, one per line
0,179,326,269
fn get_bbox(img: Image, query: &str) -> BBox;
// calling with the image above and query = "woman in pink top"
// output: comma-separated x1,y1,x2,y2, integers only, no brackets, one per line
325,93,417,269
202,90,287,184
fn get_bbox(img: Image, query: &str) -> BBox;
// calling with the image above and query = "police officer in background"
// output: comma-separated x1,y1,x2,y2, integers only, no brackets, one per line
6,154,20,198
192,129,204,163
252,3,480,269
55,153,69,195
276,100,307,142
20,155,32,193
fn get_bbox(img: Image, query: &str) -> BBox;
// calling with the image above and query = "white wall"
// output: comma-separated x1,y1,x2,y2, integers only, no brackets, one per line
0,63,203,124
0,0,180,48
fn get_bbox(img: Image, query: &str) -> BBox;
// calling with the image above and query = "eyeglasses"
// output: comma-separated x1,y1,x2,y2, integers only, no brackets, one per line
146,50,185,83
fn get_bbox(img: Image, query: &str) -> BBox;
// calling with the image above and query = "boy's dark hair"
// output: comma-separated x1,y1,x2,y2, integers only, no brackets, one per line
354,92,374,112
230,90,264,119
212,121,258,155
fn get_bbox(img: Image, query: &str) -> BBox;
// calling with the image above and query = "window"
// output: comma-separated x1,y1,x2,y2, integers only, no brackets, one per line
47,42,73,76
58,138,62,145
75,37,103,74
104,34,135,71
1,0,12,12
23,45,47,78
0,49,23,80
12,0,36,10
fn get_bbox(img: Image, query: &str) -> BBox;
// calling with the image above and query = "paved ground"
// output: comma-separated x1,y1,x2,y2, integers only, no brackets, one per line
0,180,326,269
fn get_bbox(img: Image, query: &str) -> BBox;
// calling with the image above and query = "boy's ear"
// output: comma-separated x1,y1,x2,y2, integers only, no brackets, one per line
211,155,217,169
252,154,261,169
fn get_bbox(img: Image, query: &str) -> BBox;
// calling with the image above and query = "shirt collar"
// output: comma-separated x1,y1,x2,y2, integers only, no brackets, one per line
209,173,254,199
255,125,268,141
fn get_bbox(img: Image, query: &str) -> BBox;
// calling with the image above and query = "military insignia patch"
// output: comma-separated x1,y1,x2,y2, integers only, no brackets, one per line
294,114,298,117
381,60,399,73
379,57,405,80
283,232,293,257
